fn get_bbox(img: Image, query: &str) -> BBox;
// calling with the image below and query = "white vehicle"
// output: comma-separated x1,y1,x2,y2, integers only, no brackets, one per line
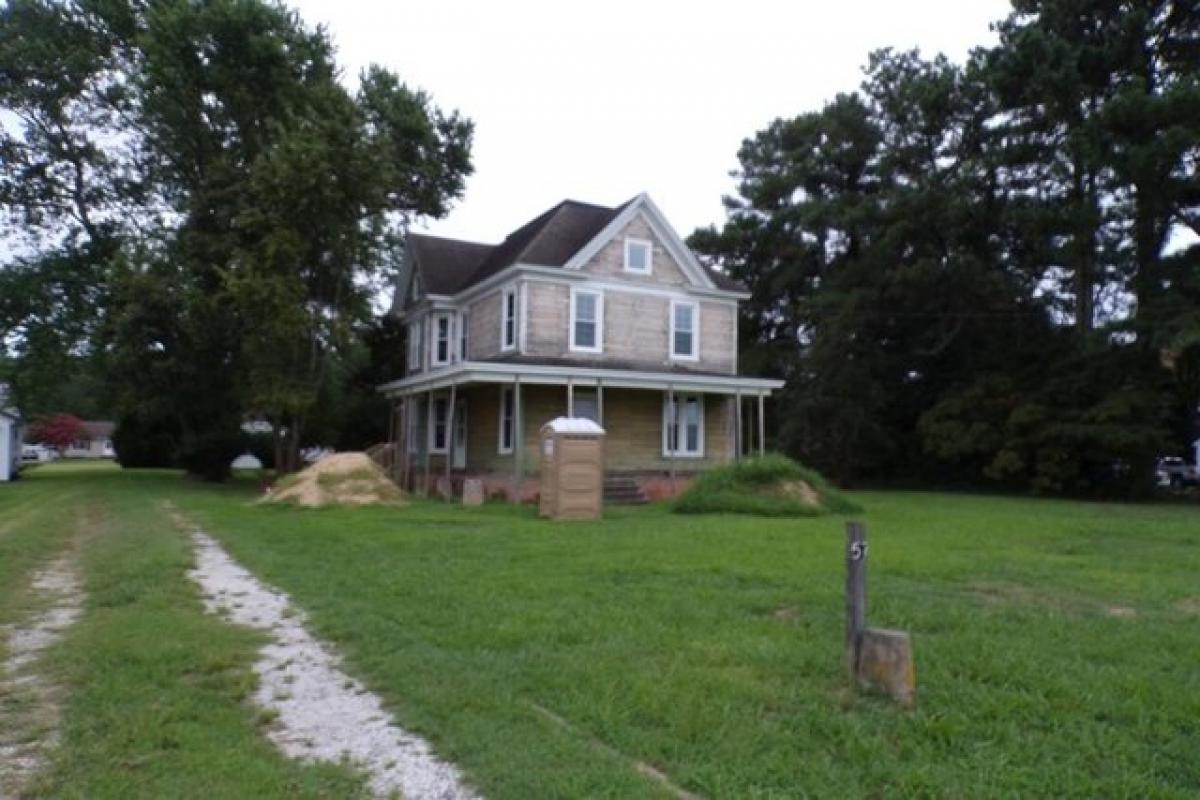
21,444,57,463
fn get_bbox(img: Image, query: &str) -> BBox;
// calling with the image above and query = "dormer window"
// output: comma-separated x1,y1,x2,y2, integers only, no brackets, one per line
624,238,652,274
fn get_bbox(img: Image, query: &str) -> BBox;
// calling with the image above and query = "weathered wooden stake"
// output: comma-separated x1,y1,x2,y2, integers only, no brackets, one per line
845,521,867,677
844,520,917,707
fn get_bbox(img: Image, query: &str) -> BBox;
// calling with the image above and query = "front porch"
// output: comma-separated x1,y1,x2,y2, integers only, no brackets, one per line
379,361,784,501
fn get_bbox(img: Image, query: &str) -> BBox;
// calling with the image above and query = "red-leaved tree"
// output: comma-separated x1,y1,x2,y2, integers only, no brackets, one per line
28,414,86,450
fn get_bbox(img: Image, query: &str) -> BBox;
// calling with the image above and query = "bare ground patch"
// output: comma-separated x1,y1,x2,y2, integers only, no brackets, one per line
968,581,1138,619
166,503,476,800
0,549,84,798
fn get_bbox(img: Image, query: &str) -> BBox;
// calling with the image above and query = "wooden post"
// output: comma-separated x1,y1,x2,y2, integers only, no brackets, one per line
512,375,523,503
845,521,867,677
757,392,766,457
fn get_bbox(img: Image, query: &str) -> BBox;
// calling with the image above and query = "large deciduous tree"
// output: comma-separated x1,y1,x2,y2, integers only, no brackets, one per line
1,0,473,479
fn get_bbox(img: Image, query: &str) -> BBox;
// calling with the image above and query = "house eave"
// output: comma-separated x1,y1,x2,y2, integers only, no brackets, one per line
378,361,784,398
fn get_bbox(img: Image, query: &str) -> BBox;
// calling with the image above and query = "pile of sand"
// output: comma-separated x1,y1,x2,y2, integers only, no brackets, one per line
262,452,406,508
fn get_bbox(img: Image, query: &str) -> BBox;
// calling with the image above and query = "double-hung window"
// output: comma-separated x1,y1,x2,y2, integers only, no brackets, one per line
624,238,652,274
407,319,424,373
663,393,704,457
501,286,517,351
670,301,698,360
431,313,452,366
429,396,449,454
459,311,469,360
570,288,603,353
498,386,515,454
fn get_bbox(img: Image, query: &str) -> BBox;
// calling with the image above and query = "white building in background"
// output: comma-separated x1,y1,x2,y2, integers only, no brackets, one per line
63,421,116,459
0,390,23,482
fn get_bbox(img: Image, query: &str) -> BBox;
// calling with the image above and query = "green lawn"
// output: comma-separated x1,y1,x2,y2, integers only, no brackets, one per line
3,463,1199,798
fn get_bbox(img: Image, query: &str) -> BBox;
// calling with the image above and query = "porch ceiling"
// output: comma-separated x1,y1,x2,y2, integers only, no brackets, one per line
378,360,784,398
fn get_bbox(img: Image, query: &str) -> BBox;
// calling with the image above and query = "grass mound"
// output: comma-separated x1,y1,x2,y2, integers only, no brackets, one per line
673,454,860,516
262,453,406,508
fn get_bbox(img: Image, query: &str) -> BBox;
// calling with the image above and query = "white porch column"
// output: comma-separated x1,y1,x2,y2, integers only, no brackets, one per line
444,383,457,491
512,375,523,503
757,393,766,457
735,390,743,460
424,390,433,496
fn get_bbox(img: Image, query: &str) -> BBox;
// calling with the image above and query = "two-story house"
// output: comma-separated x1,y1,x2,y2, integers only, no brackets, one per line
380,193,784,500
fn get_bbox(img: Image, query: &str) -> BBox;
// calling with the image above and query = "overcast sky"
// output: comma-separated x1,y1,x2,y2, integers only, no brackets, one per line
289,0,1014,244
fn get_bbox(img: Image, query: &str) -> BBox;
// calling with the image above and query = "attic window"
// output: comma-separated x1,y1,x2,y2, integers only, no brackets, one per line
624,238,652,274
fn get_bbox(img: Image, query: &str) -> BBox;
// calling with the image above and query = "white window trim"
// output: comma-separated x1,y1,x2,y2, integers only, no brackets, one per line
498,386,515,454
623,237,653,274
500,286,517,352
431,312,452,367
662,393,705,458
428,395,449,454
669,300,699,362
569,287,604,354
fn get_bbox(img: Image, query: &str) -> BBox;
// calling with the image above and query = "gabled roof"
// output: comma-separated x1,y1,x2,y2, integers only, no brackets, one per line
398,194,745,306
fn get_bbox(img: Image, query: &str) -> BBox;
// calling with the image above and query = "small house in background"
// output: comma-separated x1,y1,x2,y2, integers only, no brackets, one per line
63,420,116,459
0,388,23,482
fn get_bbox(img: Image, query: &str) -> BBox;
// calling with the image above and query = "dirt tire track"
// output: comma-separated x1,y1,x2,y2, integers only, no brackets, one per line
0,545,85,799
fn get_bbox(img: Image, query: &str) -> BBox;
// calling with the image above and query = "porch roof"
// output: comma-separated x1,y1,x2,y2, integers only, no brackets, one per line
378,360,785,398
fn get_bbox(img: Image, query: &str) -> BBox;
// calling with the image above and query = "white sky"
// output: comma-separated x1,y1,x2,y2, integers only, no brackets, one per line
295,1,1011,243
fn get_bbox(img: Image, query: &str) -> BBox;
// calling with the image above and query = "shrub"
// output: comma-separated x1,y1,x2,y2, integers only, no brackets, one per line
673,454,861,517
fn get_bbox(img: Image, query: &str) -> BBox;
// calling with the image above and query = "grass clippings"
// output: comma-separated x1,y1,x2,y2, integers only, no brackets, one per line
673,453,861,516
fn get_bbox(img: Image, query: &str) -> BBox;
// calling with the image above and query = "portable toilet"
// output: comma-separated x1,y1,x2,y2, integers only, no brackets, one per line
539,417,606,520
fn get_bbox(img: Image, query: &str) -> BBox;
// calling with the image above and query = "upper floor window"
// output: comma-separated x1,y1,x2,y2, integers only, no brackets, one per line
570,288,603,353
663,393,704,457
670,301,698,360
624,238,652,274
407,319,424,372
431,313,451,366
459,311,469,361
501,286,517,351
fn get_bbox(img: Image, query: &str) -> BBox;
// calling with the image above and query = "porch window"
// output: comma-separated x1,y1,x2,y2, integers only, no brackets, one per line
429,397,449,454
670,301,698,360
624,238,652,274
498,386,515,453
432,313,451,366
573,389,599,423
663,393,704,457
570,288,603,353
501,286,517,351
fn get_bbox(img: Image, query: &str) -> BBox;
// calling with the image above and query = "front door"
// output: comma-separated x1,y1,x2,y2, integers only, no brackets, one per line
452,399,467,469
